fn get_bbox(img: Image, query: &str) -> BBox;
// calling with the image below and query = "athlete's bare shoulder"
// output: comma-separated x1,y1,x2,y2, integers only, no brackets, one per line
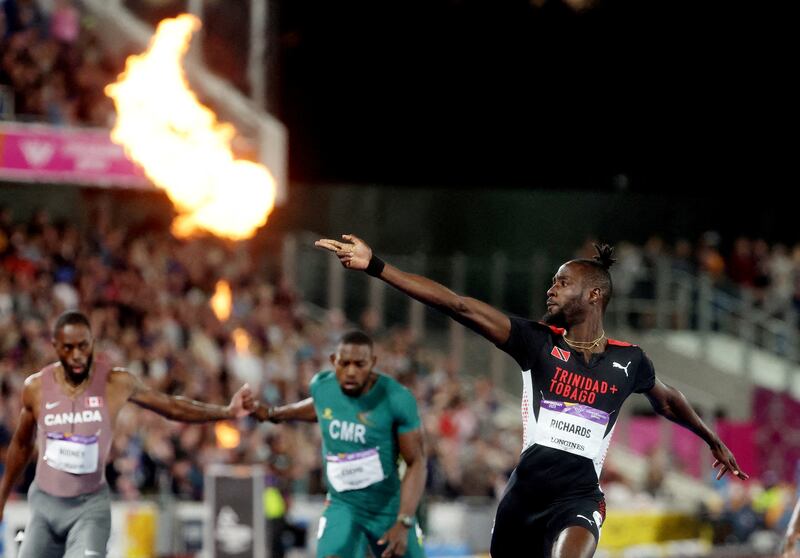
107,367,139,398
23,370,43,388
108,366,131,379
21,371,43,413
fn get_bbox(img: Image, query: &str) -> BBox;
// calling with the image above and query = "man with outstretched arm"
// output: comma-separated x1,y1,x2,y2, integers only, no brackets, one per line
254,330,427,558
316,234,746,558
0,310,255,558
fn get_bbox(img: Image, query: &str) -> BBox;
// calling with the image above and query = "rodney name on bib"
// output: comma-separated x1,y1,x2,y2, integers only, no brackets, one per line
43,432,100,474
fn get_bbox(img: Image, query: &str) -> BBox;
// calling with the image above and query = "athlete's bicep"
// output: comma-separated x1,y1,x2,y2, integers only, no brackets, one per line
13,405,37,447
16,380,38,443
397,428,425,465
456,297,512,346
643,379,673,412
122,371,172,412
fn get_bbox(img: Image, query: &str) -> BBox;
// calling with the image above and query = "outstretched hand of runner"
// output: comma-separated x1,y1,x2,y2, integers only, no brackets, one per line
711,440,748,480
315,234,372,270
227,383,256,419
378,522,409,558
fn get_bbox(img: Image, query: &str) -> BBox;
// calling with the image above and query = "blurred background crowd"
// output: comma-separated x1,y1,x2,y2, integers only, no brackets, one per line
1,204,800,551
2,0,799,556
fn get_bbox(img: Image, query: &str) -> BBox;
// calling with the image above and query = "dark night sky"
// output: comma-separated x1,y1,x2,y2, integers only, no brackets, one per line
274,0,794,192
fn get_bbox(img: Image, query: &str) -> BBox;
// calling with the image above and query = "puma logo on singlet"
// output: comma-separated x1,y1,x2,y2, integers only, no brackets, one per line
576,514,594,526
612,361,631,377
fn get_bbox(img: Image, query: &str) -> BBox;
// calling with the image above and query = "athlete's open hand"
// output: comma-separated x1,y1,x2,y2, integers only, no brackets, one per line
227,383,255,419
315,234,372,270
710,440,748,480
378,523,410,558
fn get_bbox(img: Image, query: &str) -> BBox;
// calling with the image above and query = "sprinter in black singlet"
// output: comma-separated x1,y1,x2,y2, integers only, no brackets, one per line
316,234,748,558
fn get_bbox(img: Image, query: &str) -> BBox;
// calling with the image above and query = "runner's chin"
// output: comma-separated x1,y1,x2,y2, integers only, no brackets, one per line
341,384,360,396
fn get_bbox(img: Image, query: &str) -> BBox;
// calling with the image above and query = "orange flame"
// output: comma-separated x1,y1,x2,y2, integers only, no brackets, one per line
105,15,276,240
232,328,251,353
215,421,241,449
210,280,232,321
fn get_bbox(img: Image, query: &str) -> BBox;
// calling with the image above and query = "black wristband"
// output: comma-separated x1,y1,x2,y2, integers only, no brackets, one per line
365,255,385,277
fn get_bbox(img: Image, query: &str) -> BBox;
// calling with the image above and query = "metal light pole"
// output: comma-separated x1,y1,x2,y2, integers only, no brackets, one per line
249,0,268,110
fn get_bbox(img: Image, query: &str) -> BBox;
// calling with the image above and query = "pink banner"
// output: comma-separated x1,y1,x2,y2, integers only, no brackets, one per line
627,417,661,455
671,423,703,478
0,123,150,188
753,388,800,482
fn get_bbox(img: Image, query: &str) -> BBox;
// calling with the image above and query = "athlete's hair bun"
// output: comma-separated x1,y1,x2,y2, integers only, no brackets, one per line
593,243,616,270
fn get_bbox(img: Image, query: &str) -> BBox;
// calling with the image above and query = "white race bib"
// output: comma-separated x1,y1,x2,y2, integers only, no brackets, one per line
44,432,99,474
326,448,385,492
534,400,610,459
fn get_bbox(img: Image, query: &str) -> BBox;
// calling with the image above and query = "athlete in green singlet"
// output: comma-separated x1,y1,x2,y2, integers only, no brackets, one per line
255,331,427,558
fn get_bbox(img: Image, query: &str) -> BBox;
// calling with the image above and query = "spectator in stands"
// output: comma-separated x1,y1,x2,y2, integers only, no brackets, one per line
729,237,757,288
697,231,725,282
50,0,79,45
0,0,117,125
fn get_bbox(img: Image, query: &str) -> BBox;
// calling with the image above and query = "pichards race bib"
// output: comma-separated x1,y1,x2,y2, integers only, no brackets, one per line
325,448,385,492
43,432,99,474
533,400,610,459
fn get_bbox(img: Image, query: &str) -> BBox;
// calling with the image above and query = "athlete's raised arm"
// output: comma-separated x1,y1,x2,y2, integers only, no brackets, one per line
114,369,255,422
316,234,511,345
0,376,39,522
253,398,318,423
645,379,747,480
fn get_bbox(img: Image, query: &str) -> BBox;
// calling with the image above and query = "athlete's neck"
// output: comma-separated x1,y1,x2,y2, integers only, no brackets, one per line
564,316,605,346
359,372,378,397
58,363,92,392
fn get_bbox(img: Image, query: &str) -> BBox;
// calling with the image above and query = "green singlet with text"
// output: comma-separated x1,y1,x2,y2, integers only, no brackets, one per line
310,370,426,558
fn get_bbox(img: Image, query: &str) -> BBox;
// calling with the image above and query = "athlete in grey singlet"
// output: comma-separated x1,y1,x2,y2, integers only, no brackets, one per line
0,311,255,558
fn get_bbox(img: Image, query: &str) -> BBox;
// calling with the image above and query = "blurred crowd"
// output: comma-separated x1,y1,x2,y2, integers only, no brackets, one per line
0,205,521,509
0,205,799,556
601,450,799,553
599,233,800,321
1,0,118,125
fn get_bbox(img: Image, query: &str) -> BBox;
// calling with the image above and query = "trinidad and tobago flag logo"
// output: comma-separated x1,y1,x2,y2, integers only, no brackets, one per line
550,346,571,362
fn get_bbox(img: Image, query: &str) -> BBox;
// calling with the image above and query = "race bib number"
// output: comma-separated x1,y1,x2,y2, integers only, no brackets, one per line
326,448,385,492
44,432,99,474
534,400,610,459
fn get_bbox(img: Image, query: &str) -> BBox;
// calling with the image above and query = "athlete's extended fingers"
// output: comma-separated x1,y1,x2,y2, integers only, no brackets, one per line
728,455,748,479
713,460,721,468
342,233,363,245
716,464,729,480
381,539,399,558
736,469,750,480
315,239,343,252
